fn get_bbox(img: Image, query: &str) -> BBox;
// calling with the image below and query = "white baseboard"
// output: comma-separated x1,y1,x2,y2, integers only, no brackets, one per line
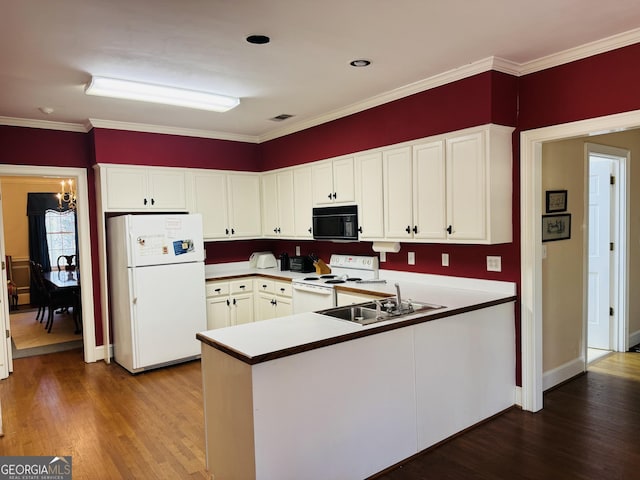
629,329,640,349
543,357,585,391
93,344,112,361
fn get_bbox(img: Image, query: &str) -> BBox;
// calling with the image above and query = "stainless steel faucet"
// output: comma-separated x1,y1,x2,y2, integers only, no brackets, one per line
394,283,402,311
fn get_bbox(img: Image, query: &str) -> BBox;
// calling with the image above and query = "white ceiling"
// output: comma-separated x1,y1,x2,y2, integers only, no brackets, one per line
2,0,640,142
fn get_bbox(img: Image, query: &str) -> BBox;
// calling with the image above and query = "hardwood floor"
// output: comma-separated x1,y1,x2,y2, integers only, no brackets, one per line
1,350,639,479
0,349,208,479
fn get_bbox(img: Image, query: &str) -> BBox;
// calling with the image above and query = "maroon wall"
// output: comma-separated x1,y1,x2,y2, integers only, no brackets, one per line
92,128,261,171
518,42,640,130
261,71,518,170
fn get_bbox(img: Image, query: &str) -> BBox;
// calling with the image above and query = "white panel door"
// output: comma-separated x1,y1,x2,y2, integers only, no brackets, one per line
192,172,230,239
228,174,262,238
293,166,314,238
311,161,334,205
355,151,384,239
446,132,486,240
206,296,231,330
588,158,612,350
332,157,355,203
148,168,187,210
413,141,446,240
261,172,279,237
105,167,149,209
383,146,413,240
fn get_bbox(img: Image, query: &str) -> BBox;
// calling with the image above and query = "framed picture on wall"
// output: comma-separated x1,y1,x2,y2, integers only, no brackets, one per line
545,189,568,213
542,214,571,242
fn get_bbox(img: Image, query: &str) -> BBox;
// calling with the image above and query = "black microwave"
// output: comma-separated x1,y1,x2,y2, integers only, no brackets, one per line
312,205,358,241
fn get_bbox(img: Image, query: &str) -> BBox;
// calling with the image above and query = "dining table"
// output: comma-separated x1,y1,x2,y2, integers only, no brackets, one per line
43,270,81,333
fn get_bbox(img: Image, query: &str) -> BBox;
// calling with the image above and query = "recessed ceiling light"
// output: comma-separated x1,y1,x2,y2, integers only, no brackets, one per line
270,114,294,122
85,76,240,112
350,59,371,67
246,34,270,45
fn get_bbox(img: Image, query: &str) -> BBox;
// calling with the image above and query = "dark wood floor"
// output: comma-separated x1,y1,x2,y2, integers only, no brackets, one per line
378,352,640,480
1,350,639,479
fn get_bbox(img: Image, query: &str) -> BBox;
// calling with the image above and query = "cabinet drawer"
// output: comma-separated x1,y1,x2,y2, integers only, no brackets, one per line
274,280,292,297
206,281,229,297
230,278,253,294
256,279,275,294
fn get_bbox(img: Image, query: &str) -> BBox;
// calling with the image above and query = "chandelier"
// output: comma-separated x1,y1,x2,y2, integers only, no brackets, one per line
57,179,77,210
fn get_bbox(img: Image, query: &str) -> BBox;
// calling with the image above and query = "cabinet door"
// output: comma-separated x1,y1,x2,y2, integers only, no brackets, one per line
413,141,446,240
293,166,314,238
206,296,231,330
332,157,355,203
355,152,384,239
148,168,187,210
383,147,414,240
232,293,254,325
261,173,279,237
274,296,292,317
105,167,149,210
255,292,276,322
192,172,230,239
446,132,486,241
277,170,295,237
311,161,334,205
228,174,262,238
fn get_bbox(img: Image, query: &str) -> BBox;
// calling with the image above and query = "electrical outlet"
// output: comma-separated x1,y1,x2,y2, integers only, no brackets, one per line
486,256,502,272
408,252,415,265
295,245,301,256
442,253,449,267
380,251,386,262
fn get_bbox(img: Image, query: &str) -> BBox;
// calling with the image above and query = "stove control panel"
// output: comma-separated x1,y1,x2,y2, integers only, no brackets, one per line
329,254,379,271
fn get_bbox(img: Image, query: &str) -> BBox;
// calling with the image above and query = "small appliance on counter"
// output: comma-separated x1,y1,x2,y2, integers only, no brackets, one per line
280,253,290,271
289,255,315,273
249,251,277,269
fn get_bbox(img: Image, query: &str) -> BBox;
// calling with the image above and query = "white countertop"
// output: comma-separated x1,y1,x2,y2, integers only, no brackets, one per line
199,261,517,363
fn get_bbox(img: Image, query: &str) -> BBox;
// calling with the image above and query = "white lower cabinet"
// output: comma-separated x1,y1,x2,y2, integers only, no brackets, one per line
254,279,292,321
205,278,254,329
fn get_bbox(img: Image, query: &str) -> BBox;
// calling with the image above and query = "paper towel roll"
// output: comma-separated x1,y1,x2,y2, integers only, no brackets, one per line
372,242,401,253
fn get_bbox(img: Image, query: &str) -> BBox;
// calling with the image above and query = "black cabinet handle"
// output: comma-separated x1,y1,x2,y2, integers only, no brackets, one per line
232,298,237,305
225,228,229,235
262,284,267,288
413,226,418,234
332,192,337,199
446,225,453,234
226,299,230,306
276,227,281,233
274,228,278,233
358,226,363,233
231,228,235,235
239,285,246,289
143,198,148,205
215,288,221,293
308,227,312,234
280,288,285,292
151,198,155,206
270,299,276,305
405,226,411,234
328,193,332,199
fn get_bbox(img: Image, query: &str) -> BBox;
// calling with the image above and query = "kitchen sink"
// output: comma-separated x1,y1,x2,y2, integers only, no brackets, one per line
319,299,444,326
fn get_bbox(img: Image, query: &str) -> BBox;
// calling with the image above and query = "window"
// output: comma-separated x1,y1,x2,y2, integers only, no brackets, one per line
45,209,76,270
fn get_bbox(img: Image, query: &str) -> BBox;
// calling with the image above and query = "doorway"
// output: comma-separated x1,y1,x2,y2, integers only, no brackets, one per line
0,165,97,380
586,144,628,365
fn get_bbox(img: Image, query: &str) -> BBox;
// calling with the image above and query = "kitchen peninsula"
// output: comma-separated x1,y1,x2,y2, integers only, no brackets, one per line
197,269,516,479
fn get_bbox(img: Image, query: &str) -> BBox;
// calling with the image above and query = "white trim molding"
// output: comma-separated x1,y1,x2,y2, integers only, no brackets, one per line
520,109,640,412
543,357,585,392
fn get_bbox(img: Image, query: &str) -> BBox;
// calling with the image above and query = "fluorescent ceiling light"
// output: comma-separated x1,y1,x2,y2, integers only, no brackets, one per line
85,76,240,112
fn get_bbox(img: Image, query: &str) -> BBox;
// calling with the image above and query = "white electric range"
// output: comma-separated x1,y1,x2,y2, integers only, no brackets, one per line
291,254,380,314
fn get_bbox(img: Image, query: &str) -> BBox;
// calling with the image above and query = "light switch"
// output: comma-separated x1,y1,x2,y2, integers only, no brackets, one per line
442,253,449,267
486,256,502,272
296,245,301,256
408,252,415,265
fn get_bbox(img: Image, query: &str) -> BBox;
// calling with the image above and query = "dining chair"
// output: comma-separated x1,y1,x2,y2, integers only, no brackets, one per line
29,261,48,322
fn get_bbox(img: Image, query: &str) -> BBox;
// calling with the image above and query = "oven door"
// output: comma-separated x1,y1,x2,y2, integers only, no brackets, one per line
292,282,336,314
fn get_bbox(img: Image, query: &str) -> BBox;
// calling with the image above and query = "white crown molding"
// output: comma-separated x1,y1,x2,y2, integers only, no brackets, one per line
0,116,89,132
258,57,510,143
519,27,640,75
86,118,259,143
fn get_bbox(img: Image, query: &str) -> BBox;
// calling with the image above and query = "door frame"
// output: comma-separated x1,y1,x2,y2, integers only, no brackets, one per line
0,164,96,377
585,143,629,359
521,109,639,412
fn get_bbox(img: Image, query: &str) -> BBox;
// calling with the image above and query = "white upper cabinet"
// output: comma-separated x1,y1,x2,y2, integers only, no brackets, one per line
293,166,314,238
382,124,513,244
261,169,295,237
312,156,355,205
355,151,384,240
101,165,187,211
227,173,262,238
189,170,261,240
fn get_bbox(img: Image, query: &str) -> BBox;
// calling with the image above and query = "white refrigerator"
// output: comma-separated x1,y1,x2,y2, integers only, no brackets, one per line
107,214,207,373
